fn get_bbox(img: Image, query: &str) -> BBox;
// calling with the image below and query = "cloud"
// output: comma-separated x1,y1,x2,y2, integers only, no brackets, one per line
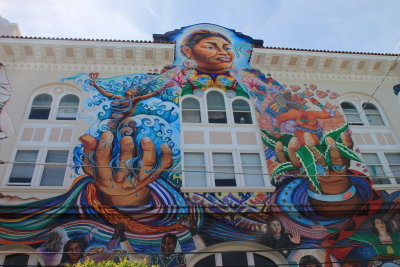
1,0,399,52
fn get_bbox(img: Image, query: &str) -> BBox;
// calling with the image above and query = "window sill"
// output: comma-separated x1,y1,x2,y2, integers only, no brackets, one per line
1,186,68,194
182,186,275,193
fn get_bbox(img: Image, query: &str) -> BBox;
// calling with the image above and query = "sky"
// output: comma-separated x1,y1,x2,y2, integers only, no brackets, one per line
1,0,399,53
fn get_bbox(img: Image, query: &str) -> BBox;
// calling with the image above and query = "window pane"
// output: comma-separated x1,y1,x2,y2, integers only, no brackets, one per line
241,154,264,187
183,110,201,123
363,153,381,164
385,153,400,184
40,150,69,186
9,150,38,184
57,95,79,120
362,153,390,184
32,94,52,106
232,99,251,111
208,111,227,123
59,94,79,107
182,98,200,109
363,103,384,126
241,153,261,165
56,108,78,120
222,252,247,266
340,102,362,125
194,255,216,267
184,153,207,187
29,94,52,120
213,153,234,165
385,153,400,165
207,91,225,110
213,153,236,186
254,253,277,267
4,253,29,267
366,114,384,126
233,111,252,124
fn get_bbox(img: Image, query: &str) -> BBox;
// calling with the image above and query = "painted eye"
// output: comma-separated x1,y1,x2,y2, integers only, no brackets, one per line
225,46,232,51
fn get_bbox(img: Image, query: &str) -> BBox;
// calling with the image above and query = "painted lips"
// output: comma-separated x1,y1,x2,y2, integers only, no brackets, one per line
216,57,232,62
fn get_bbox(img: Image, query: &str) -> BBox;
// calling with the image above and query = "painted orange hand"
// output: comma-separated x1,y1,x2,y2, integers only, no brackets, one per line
79,131,172,206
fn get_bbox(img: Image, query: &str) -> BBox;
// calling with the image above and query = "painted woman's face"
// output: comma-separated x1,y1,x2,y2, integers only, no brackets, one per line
374,218,387,232
184,36,234,73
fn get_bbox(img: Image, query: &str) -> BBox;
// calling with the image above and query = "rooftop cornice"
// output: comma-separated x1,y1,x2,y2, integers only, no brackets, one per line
256,46,400,57
0,35,175,44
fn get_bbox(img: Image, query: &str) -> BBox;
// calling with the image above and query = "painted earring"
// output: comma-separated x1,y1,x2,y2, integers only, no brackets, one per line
183,58,196,69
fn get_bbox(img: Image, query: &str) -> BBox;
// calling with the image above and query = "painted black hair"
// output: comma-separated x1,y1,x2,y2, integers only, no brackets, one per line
60,238,85,264
162,232,178,246
180,30,231,57
299,255,322,267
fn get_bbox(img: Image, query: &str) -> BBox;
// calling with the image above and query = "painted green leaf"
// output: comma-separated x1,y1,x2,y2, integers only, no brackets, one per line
272,162,297,176
261,132,276,150
337,142,362,162
322,123,349,145
296,146,321,193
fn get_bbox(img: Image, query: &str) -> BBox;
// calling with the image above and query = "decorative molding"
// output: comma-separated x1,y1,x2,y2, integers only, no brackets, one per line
269,70,400,83
0,61,165,73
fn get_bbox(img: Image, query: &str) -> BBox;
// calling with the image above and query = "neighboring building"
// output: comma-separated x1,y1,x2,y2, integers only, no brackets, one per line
0,21,400,267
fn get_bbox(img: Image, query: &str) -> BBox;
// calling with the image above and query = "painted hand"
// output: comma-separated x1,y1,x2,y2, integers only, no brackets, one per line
79,131,172,206
274,131,354,194
275,131,360,217
289,228,301,244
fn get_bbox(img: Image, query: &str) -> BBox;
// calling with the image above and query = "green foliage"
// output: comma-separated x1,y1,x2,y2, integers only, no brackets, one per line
68,258,158,267
262,123,361,190
295,146,320,193
272,162,297,176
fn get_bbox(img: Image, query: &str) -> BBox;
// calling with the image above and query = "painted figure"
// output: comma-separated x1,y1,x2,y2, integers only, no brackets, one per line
273,94,333,145
149,233,186,267
348,217,400,256
89,72,162,128
260,217,300,256
58,238,86,266
178,29,248,97
0,63,15,139
299,255,323,267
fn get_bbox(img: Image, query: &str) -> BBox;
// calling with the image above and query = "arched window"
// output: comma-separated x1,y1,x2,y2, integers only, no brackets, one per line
56,94,79,120
362,102,385,126
28,94,53,119
232,99,252,124
182,98,201,123
340,102,362,125
207,91,227,123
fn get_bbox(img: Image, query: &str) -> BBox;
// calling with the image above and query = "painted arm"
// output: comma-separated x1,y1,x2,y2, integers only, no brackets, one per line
131,90,160,103
90,80,122,99
306,110,332,119
276,109,303,124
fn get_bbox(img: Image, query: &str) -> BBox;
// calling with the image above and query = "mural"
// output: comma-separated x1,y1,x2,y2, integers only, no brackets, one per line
0,63,15,139
0,23,399,267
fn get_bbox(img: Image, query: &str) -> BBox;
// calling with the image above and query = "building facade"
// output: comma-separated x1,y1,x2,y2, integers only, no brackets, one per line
1,20,400,267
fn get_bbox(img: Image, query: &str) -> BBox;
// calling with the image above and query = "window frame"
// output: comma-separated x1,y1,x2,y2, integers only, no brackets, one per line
183,150,268,188
339,97,388,127
56,94,80,120
180,89,256,126
181,97,202,123
206,90,228,124
232,98,253,124
361,151,400,186
26,86,81,121
5,148,70,187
